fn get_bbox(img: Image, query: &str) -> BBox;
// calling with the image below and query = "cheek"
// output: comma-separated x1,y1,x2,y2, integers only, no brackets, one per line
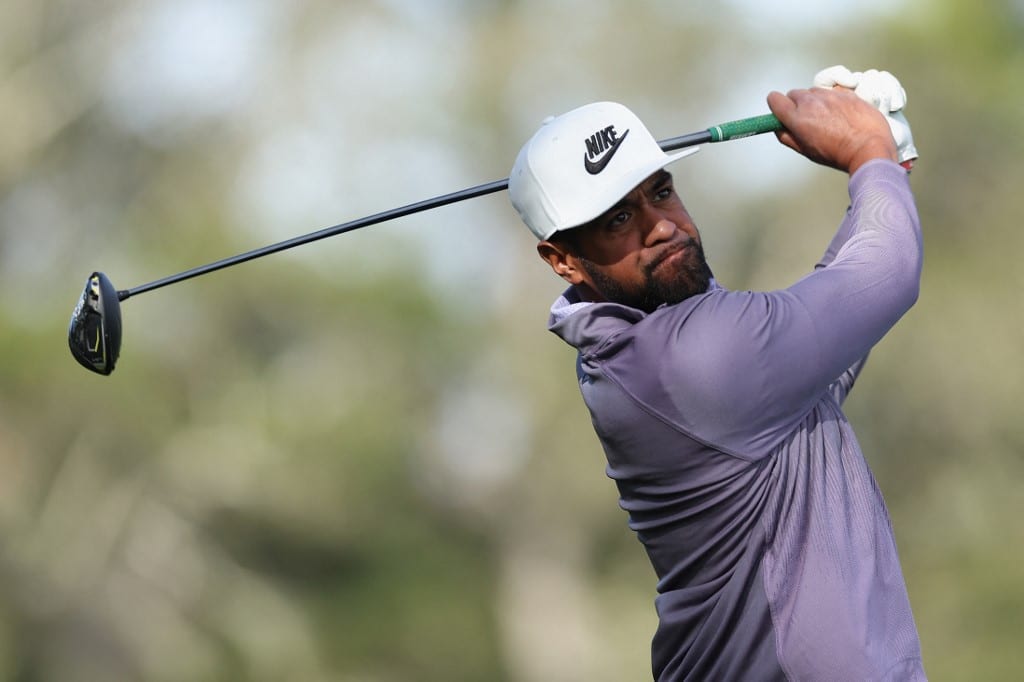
675,209,698,234
581,235,643,268
581,257,644,295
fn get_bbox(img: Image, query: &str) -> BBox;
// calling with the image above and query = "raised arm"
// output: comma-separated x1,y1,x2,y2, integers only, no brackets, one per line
622,87,922,458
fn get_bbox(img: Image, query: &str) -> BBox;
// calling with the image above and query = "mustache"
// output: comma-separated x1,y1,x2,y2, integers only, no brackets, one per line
646,239,695,274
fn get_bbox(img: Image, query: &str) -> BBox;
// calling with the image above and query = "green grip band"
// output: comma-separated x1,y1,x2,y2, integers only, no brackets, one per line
708,113,782,142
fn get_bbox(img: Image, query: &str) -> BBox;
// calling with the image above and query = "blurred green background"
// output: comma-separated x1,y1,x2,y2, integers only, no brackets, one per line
2,0,1022,679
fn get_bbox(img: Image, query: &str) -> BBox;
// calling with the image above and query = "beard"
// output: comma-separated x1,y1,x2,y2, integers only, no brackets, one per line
580,241,713,313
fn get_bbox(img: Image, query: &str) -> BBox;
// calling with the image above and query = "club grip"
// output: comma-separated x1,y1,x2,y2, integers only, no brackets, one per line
708,113,782,142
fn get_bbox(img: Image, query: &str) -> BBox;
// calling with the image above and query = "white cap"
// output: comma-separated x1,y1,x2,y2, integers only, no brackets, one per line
508,101,699,240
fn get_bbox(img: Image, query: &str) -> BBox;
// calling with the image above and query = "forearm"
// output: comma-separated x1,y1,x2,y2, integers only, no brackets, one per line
818,157,916,264
816,162,908,395
791,159,922,380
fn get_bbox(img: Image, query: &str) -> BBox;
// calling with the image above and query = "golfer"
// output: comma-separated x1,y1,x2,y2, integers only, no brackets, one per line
508,67,926,681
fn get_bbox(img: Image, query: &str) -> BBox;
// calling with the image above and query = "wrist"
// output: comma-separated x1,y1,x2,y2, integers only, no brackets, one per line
847,136,898,175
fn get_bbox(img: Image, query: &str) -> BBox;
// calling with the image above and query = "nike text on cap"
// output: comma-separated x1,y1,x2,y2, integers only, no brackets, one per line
508,101,699,241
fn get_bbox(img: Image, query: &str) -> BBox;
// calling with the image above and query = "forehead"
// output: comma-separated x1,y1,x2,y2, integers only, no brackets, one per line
627,169,673,196
591,168,674,218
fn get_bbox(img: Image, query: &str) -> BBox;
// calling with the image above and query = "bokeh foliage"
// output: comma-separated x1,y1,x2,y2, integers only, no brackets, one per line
1,0,1021,679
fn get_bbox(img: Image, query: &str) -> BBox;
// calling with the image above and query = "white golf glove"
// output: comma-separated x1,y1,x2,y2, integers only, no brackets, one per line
813,65,918,167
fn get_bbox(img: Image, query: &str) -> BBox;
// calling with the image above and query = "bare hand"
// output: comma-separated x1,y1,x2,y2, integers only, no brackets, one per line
767,87,898,175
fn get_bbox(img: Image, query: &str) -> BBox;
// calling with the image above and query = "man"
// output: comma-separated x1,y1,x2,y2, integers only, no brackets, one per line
508,67,926,680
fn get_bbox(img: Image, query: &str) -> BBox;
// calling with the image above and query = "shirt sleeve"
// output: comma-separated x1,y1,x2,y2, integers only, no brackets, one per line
620,160,922,459
817,190,867,402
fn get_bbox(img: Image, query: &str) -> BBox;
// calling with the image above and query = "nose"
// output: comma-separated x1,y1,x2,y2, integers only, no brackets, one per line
643,214,678,248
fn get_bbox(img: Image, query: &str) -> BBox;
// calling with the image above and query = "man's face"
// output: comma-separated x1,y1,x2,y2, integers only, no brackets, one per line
539,170,712,312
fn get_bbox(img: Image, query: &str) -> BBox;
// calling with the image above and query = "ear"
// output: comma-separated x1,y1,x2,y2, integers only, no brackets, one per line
537,240,587,285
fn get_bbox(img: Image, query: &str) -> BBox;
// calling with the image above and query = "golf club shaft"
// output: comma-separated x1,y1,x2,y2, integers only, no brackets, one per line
119,113,781,301
120,178,510,300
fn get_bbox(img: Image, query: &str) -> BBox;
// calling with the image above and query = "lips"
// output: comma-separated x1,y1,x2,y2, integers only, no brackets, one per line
648,241,691,272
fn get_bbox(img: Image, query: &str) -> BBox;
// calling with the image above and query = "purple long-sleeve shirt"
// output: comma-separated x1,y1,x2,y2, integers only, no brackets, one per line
548,160,926,681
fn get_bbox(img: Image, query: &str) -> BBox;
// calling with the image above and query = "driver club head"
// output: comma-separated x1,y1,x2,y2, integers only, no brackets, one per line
68,272,123,375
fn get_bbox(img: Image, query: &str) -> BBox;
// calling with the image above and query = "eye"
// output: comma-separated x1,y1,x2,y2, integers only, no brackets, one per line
653,182,675,201
605,210,631,230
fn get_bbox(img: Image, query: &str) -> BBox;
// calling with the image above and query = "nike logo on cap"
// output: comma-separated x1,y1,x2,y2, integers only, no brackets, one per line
583,125,629,175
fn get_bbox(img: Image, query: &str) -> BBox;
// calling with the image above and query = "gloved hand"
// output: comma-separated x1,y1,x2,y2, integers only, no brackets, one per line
813,65,918,168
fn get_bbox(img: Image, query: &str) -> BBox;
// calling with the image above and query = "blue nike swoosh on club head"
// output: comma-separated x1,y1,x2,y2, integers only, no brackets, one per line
583,129,630,175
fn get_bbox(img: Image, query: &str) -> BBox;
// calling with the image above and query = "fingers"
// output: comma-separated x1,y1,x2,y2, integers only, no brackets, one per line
778,65,918,170
855,69,908,112
886,110,918,163
766,91,799,152
813,65,862,90
766,90,796,120
765,86,897,173
846,68,916,162
767,87,834,136
767,87,843,158
813,65,910,113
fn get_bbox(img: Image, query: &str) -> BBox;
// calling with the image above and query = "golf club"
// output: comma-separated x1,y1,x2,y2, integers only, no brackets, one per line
68,112,782,375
